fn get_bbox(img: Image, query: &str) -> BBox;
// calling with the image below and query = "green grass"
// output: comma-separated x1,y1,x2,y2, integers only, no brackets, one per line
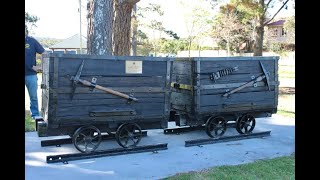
25,115,36,132
165,155,295,180
279,65,295,79
277,94,295,118
277,110,295,118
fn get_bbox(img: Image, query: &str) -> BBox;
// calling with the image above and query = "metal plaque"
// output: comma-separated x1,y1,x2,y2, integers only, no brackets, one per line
126,61,142,74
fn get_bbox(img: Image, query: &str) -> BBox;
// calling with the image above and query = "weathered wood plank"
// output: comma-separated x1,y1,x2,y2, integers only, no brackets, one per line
171,74,193,85
58,92,165,100
49,53,170,61
56,115,164,124
172,61,192,75
57,75,166,87
199,104,275,114
199,72,275,85
170,92,192,105
52,87,166,94
58,97,165,107
200,60,275,74
200,85,276,95
56,103,165,117
195,56,279,61
199,91,275,107
52,59,168,76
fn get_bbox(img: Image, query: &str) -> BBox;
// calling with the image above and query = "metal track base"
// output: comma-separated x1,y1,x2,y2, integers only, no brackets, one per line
41,131,148,147
164,123,236,134
185,131,271,147
46,143,168,164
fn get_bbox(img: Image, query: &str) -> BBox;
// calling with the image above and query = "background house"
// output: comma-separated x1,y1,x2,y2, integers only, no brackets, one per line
49,34,87,54
266,19,287,43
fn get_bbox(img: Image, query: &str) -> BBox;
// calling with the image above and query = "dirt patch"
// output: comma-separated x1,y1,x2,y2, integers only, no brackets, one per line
279,87,295,95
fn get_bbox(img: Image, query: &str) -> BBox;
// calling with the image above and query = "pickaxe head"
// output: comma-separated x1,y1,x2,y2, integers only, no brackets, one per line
70,60,85,100
259,61,270,91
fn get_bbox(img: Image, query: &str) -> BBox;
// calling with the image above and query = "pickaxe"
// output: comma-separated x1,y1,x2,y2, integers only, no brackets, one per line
70,60,138,102
222,61,271,97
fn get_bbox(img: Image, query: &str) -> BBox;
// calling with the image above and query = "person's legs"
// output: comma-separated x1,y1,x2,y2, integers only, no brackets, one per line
25,75,39,118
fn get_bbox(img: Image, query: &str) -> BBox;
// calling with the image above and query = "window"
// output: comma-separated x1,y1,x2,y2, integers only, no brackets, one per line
271,29,278,37
281,28,287,37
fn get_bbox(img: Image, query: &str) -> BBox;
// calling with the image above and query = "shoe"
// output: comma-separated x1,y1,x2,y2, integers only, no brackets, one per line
32,116,43,120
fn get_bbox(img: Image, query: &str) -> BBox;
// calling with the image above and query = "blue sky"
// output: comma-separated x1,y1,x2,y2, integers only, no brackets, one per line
25,0,295,39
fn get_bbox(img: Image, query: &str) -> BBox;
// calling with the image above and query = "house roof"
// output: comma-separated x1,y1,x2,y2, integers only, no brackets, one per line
50,34,87,49
267,20,285,26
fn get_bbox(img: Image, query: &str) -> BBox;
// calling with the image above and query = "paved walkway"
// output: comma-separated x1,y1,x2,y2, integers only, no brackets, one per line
25,115,294,180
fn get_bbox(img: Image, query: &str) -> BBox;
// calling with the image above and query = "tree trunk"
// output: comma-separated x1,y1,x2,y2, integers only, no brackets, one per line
87,0,113,55
253,0,264,56
188,38,192,57
226,40,230,56
113,0,140,56
253,18,264,56
131,4,137,56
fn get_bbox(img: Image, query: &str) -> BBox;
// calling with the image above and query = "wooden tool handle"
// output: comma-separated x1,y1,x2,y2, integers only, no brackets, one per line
79,79,138,102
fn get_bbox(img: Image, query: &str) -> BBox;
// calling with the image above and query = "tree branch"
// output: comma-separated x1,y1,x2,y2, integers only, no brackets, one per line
264,0,289,26
263,0,273,16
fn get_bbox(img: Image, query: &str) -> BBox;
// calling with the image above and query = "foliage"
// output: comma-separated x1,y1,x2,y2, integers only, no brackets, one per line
265,42,293,56
164,30,180,40
137,2,182,56
212,4,251,55
25,115,35,132
230,0,291,56
38,37,62,48
284,16,295,44
159,38,189,55
180,0,215,56
25,12,39,35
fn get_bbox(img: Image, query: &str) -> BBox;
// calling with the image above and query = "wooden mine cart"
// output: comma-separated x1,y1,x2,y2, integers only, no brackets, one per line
38,54,172,152
170,56,279,138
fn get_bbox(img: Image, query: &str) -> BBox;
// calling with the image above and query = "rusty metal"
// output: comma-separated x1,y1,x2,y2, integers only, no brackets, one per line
41,131,148,147
72,125,102,153
47,143,168,164
205,116,227,138
185,131,271,147
164,123,236,134
115,123,142,148
236,114,256,134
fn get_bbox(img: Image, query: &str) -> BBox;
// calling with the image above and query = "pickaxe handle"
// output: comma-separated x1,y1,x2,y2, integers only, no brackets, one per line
78,79,138,102
223,75,265,97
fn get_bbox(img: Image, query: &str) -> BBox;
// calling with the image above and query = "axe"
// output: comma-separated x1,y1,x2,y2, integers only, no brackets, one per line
70,60,138,102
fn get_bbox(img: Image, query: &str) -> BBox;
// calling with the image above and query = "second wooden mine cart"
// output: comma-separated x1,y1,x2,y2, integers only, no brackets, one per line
170,56,279,137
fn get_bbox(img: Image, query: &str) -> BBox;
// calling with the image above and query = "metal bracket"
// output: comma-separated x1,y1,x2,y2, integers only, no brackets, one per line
171,82,193,91
89,77,97,91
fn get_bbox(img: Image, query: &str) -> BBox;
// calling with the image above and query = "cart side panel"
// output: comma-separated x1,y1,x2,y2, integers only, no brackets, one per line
197,57,279,117
44,55,170,135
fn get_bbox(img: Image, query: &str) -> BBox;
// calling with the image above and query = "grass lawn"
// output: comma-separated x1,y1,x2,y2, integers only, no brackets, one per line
277,64,295,119
25,114,36,132
165,155,295,180
279,64,295,79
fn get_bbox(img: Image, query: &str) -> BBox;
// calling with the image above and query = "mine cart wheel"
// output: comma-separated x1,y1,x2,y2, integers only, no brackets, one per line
72,125,102,153
205,116,227,138
115,123,142,148
236,114,256,134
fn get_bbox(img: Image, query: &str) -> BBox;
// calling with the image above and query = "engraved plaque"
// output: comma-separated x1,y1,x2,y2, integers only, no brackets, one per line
125,61,142,74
